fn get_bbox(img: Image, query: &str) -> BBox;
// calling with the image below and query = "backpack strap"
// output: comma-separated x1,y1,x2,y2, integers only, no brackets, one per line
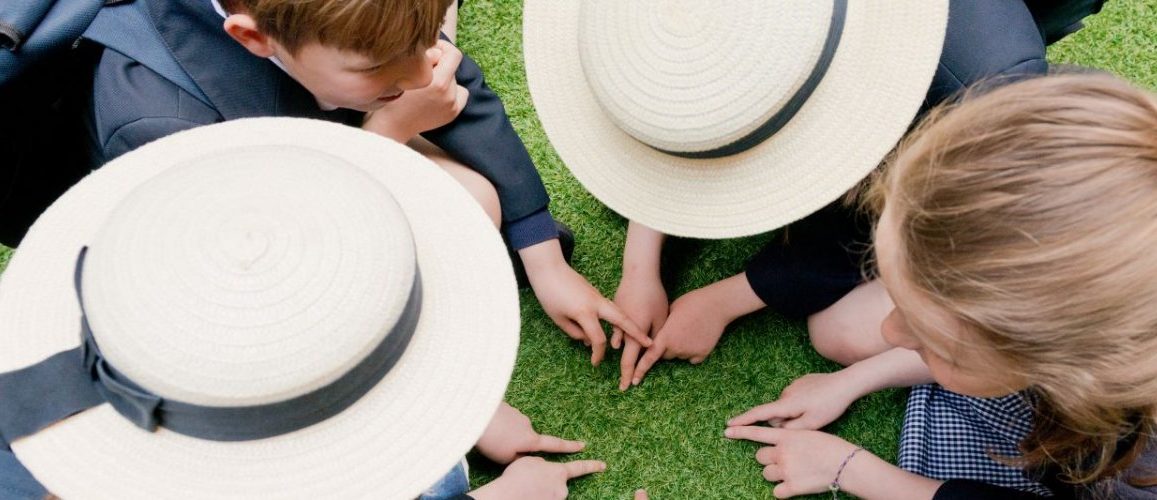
0,0,209,106
0,0,104,86
0,0,61,51
83,0,212,106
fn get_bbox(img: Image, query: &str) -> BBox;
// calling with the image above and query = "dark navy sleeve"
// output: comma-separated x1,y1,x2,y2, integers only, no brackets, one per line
926,0,1047,110
933,479,1054,500
505,208,558,250
420,41,556,249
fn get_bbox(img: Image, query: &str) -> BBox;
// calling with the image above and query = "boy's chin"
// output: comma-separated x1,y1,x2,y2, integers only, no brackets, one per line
330,99,386,113
348,102,384,113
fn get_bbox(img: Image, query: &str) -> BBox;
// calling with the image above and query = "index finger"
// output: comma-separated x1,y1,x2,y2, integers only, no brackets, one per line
534,434,586,454
597,300,652,348
727,401,798,427
723,425,783,445
631,339,665,385
635,489,649,500
562,460,607,479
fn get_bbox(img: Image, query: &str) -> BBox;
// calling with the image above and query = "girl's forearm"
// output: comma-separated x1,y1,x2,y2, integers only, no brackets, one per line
841,451,943,500
839,347,934,399
622,220,666,279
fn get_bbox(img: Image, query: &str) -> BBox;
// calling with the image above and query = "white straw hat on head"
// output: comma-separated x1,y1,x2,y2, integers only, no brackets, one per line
0,118,519,499
524,0,948,238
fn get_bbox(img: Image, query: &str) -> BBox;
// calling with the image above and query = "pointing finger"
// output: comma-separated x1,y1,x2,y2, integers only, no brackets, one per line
562,460,607,479
632,340,665,386
728,401,797,427
724,425,784,445
534,434,586,454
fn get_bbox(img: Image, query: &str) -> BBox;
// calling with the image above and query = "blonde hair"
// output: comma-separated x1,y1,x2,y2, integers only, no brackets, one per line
874,74,1157,487
218,0,454,58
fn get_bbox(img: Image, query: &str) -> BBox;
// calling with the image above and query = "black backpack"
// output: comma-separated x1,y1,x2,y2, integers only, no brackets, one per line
0,0,207,248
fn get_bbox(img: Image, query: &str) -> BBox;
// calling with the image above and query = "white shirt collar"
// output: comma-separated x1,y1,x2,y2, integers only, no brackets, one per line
210,0,228,17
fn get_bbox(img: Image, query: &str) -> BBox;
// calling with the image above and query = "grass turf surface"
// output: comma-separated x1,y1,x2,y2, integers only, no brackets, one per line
0,1,1153,498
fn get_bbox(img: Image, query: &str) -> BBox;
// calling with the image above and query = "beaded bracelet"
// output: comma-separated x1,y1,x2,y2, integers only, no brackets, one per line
829,447,863,499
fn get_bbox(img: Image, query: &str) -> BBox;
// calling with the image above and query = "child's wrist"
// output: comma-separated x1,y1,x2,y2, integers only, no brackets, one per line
622,221,665,274
837,361,888,400
838,451,941,500
519,239,568,275
710,274,766,320
833,448,877,498
467,483,503,500
361,115,415,144
621,260,661,282
386,123,417,143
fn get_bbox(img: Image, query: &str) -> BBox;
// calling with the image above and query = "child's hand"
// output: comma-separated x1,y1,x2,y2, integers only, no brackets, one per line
630,273,765,385
469,457,606,500
724,426,863,498
476,402,586,464
612,272,668,390
521,239,651,366
362,39,469,142
631,286,729,384
727,372,861,431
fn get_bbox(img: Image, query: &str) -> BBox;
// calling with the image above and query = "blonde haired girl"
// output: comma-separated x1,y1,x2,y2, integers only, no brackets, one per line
725,74,1157,499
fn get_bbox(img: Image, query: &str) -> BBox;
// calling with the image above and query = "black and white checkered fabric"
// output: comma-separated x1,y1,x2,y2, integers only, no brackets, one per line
898,383,1052,496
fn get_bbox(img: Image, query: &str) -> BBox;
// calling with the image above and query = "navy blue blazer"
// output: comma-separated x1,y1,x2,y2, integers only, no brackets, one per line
89,0,555,249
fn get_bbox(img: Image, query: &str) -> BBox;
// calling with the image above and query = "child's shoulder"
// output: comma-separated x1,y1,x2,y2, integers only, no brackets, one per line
92,49,222,163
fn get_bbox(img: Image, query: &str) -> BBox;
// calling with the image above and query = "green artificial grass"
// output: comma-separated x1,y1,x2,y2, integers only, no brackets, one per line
454,1,1157,498
0,1,1152,498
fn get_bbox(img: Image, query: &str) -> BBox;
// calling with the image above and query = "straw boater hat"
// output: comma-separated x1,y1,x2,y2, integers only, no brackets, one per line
524,0,948,238
0,118,520,499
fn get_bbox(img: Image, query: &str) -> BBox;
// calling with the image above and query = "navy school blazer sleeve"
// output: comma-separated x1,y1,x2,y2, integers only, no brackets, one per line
420,43,558,249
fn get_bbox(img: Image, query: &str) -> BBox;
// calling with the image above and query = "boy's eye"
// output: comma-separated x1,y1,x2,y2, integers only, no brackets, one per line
357,65,384,74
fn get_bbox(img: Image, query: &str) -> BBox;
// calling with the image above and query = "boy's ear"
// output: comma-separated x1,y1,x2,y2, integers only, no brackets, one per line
222,14,277,58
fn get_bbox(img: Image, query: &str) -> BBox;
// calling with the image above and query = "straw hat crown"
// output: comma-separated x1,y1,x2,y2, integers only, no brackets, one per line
580,0,832,154
83,149,417,406
525,0,948,238
1,118,520,499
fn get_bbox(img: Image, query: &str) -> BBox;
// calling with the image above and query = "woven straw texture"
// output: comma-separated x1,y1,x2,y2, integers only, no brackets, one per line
525,0,948,238
1,118,520,499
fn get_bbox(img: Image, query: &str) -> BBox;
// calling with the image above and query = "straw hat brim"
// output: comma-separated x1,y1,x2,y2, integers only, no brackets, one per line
524,0,948,238
0,118,520,499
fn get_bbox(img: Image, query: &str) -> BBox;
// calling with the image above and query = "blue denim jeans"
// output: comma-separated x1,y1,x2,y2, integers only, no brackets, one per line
419,459,470,500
